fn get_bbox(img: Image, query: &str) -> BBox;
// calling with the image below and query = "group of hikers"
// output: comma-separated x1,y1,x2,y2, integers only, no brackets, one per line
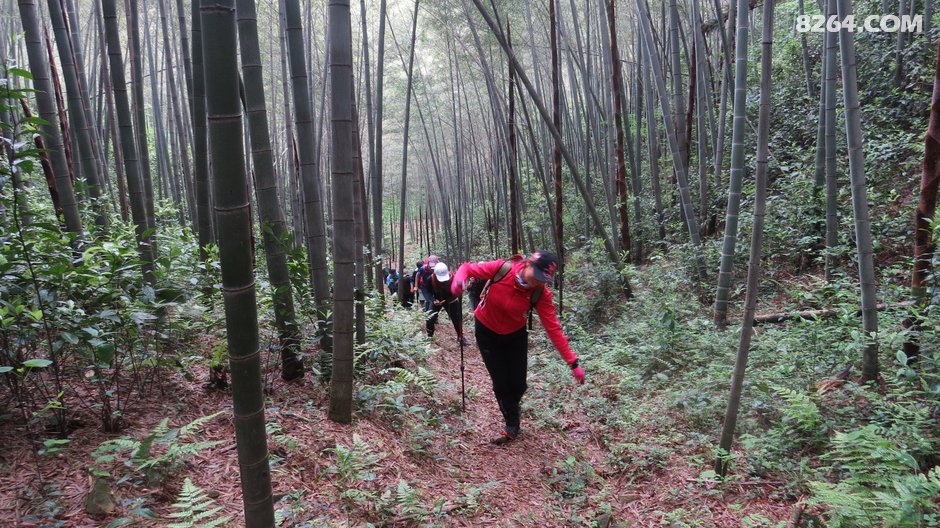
383,251,586,446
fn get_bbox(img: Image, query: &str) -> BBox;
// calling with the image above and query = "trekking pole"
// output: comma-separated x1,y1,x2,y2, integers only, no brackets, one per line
459,335,466,413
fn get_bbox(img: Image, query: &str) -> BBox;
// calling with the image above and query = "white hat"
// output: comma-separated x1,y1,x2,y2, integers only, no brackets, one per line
433,262,450,281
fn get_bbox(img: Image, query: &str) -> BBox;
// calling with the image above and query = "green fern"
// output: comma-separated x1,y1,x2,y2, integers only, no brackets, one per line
91,412,224,480
773,386,822,435
166,478,231,528
809,425,940,527
383,366,438,394
326,434,385,485
131,418,170,467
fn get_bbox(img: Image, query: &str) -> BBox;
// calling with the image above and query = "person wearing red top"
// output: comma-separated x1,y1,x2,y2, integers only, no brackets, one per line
452,251,586,445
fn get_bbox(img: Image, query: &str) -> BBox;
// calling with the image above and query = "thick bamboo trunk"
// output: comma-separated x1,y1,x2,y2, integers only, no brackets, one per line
235,0,304,382
713,0,751,327
824,0,839,280
508,21,521,254
328,0,356,424
125,0,155,233
359,0,376,290
199,1,275,522
285,0,331,356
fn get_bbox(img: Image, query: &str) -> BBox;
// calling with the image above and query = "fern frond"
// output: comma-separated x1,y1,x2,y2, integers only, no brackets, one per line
166,478,231,528
132,418,169,466
178,411,223,438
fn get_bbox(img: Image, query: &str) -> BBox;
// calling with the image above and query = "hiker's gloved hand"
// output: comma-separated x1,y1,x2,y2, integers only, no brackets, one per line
571,364,585,385
451,279,463,297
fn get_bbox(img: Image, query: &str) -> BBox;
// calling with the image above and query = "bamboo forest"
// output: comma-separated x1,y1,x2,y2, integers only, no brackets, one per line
1,0,940,525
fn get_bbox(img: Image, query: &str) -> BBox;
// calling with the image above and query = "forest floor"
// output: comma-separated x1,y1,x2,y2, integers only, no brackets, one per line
0,300,798,527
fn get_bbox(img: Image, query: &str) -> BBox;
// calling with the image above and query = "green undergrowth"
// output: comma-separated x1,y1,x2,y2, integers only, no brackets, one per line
271,300,491,527
548,241,940,525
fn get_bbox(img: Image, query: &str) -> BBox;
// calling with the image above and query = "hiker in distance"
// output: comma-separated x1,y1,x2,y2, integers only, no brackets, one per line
414,255,439,312
452,251,586,445
410,260,424,309
425,262,467,346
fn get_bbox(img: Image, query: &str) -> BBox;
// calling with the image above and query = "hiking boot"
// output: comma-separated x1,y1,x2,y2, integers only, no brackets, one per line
490,426,520,445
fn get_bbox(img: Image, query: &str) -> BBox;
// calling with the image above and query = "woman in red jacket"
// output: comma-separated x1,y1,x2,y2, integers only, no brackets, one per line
452,251,585,445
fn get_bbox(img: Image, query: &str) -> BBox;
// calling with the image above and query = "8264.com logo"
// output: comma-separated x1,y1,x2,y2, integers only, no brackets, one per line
796,14,923,33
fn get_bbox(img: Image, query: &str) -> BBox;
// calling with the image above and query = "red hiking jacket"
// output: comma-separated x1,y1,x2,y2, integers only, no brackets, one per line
454,257,577,365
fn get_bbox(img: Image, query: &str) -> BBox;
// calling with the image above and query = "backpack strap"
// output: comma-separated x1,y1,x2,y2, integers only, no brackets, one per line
527,286,544,330
478,260,512,309
492,260,512,283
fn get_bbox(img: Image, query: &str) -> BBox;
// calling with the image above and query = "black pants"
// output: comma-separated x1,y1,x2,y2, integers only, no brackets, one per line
475,318,528,432
427,299,462,337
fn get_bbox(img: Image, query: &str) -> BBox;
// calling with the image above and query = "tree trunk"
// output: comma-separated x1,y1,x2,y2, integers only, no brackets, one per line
158,0,194,227
65,0,106,195
712,0,735,200
142,2,178,224
199,1,275,523
373,0,388,299
836,0,880,383
508,21,521,254
633,30,646,261
101,0,154,282
397,0,420,300
824,0,839,281
94,1,128,222
717,0,774,476
192,0,214,258
927,0,934,35
550,0,565,312
714,0,750,327
798,0,815,99
285,0,332,357
235,0,304,382
669,0,688,218
125,0,155,233
18,0,83,239
903,42,940,359
895,0,908,87
19,100,62,217
46,0,108,227
643,35,666,244
608,0,633,268
359,0,376,290
328,0,356,424
352,102,369,333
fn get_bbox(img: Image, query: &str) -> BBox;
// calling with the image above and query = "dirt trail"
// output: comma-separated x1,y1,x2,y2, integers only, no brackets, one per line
416,308,793,527
421,314,615,526
0,300,793,527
